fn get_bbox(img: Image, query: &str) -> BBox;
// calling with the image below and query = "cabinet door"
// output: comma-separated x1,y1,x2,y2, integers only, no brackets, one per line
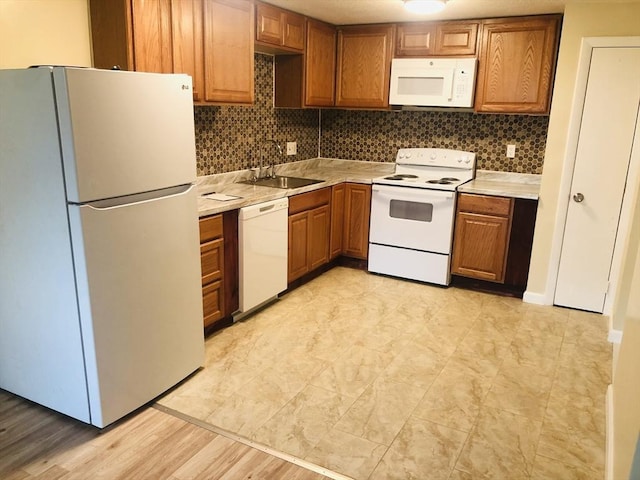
171,0,204,102
200,237,224,285
305,20,337,107
434,22,478,56
131,0,174,73
396,23,435,57
451,212,511,282
308,205,330,271
288,211,309,282
343,184,371,259
283,12,305,51
475,15,560,114
330,183,345,259
202,280,223,327
203,0,254,104
336,25,394,108
255,2,282,46
89,0,135,71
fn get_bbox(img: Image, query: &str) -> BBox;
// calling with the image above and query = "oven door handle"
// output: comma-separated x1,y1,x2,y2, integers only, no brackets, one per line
372,187,454,201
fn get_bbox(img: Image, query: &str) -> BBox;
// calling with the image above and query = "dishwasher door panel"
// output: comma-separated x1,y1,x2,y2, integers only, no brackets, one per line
238,199,289,314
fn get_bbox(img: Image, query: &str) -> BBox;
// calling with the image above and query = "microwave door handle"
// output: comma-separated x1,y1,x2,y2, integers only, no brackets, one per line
446,71,455,101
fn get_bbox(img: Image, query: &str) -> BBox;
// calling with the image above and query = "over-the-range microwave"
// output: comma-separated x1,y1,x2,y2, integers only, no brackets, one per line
389,57,477,108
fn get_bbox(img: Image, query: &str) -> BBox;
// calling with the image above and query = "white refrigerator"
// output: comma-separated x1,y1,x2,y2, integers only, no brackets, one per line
0,67,205,428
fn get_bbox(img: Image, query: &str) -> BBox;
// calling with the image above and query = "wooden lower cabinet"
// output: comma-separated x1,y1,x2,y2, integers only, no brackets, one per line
199,211,239,329
288,188,331,283
342,183,371,259
451,211,511,282
330,183,345,259
451,193,537,290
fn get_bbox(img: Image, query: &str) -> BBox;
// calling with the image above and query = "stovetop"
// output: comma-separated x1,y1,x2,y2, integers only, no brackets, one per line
373,148,477,191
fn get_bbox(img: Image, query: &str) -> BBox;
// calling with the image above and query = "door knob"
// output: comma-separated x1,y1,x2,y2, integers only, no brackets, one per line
573,192,584,203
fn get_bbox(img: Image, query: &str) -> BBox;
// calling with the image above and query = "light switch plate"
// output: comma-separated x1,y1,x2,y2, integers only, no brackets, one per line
506,144,516,158
286,141,297,155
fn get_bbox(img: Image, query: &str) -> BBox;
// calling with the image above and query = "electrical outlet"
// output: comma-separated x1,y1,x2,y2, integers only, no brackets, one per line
506,144,516,158
286,141,297,155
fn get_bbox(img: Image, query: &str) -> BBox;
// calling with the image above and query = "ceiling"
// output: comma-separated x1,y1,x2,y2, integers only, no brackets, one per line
262,0,634,25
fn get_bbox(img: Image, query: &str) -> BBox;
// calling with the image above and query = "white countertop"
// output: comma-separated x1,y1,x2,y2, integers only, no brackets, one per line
196,158,394,217
196,162,541,217
457,170,541,200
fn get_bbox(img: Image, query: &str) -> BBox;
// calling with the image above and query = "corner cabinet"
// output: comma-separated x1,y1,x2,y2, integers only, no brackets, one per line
474,15,561,114
342,183,372,259
336,25,395,109
451,193,537,291
288,188,331,283
89,0,254,105
273,19,336,108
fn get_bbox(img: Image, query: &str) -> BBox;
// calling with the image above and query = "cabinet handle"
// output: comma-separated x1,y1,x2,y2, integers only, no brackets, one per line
573,192,584,203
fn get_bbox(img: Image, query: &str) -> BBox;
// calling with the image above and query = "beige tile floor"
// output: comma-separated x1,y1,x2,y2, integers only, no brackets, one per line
158,267,611,480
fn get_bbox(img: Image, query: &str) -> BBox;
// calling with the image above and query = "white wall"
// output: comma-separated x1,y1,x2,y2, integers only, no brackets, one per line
0,0,91,69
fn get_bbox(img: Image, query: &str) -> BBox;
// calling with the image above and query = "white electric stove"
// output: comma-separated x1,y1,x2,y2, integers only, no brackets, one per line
368,148,477,286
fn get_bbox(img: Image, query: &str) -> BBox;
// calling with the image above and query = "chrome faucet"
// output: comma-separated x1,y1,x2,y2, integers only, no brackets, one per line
259,139,283,179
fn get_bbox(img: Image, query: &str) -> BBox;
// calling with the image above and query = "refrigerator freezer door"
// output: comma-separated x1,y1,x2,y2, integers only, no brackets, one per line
54,67,197,203
68,185,204,427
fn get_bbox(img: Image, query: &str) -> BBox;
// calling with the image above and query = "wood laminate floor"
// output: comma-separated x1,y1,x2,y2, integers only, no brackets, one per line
0,390,331,479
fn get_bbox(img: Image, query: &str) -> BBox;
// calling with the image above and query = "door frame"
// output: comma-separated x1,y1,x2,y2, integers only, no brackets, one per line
543,36,640,315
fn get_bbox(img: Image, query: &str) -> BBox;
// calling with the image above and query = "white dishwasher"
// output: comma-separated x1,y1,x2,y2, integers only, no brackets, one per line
235,197,289,320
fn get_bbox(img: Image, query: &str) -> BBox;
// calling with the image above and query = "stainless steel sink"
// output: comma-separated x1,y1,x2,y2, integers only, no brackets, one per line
239,175,324,189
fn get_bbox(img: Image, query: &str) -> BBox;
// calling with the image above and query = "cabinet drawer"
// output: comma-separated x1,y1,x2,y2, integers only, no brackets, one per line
458,194,513,216
289,187,331,215
202,279,223,326
199,214,223,243
201,237,224,285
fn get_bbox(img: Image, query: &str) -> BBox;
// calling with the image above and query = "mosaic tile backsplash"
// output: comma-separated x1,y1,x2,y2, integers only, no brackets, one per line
194,54,319,176
320,109,549,174
194,54,548,176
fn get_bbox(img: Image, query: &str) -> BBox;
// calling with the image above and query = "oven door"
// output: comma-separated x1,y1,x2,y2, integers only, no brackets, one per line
369,184,456,254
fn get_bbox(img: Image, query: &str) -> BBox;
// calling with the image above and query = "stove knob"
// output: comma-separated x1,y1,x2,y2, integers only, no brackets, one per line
457,157,463,163
429,153,437,160
406,153,412,158
398,153,405,159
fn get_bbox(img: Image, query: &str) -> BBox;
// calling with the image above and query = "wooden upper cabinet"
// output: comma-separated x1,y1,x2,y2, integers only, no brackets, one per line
475,15,561,114
396,23,435,57
203,0,254,104
171,0,204,101
89,0,163,72
395,21,477,57
336,25,395,108
255,2,305,52
435,21,478,56
130,0,174,73
305,20,337,107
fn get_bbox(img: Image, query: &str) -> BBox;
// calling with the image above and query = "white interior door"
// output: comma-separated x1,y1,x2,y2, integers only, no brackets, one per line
555,47,640,312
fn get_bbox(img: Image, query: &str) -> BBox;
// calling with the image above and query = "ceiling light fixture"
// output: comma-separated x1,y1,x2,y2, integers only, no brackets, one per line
403,0,448,14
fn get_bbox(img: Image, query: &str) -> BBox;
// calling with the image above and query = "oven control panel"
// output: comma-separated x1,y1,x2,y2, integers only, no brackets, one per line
396,148,476,170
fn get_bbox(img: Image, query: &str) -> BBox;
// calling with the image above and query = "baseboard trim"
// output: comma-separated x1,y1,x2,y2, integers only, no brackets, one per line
522,290,550,305
608,329,623,344
606,384,614,480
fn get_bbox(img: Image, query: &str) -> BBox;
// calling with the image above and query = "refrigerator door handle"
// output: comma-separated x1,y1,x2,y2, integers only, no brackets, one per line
78,184,195,210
